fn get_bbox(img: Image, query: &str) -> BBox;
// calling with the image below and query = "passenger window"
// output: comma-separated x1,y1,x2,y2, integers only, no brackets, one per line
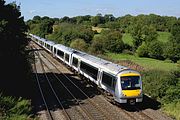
102,72,116,89
65,53,69,62
80,61,98,80
72,57,78,67
54,48,56,53
57,50,64,58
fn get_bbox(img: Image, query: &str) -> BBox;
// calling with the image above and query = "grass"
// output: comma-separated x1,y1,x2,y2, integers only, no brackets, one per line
106,53,178,71
163,102,180,120
92,26,103,33
157,32,171,43
122,32,171,46
122,33,133,46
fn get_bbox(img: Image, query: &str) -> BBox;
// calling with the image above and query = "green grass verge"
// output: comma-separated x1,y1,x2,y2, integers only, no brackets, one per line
163,101,180,120
106,53,178,71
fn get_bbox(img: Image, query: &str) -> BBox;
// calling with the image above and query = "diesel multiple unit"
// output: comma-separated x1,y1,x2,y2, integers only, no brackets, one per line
30,34,143,105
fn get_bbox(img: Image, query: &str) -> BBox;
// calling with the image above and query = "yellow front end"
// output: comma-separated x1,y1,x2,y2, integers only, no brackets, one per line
122,89,141,97
117,72,143,104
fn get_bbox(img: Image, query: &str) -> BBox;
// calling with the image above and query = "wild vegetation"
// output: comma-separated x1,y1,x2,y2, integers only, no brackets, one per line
0,0,32,119
27,13,180,119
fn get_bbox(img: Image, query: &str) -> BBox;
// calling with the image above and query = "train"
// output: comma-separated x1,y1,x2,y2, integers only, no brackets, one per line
29,33,143,105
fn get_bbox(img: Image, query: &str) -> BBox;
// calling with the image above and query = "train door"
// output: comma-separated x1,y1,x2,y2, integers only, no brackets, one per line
97,68,102,88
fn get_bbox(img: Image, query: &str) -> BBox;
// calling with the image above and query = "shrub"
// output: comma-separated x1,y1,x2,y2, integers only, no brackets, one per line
70,38,88,51
142,69,180,103
164,59,173,63
136,42,149,57
0,94,31,119
89,35,105,54
147,41,164,60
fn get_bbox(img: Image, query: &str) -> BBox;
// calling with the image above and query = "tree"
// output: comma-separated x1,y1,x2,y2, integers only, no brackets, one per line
0,0,31,95
104,14,115,23
164,21,180,62
102,30,124,53
89,35,105,54
171,20,180,43
39,19,54,37
32,15,41,23
144,25,158,43
136,42,149,57
131,21,144,49
148,41,163,59
91,13,105,26
70,38,88,51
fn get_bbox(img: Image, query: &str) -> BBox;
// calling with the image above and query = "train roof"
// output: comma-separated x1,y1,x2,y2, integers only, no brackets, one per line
54,44,75,53
73,51,128,74
44,40,56,45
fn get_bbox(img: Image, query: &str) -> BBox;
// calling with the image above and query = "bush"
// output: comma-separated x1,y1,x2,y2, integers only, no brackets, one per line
163,101,180,120
177,60,180,65
70,38,88,51
164,59,173,63
142,69,180,103
148,41,164,60
89,35,105,54
0,94,31,119
136,42,149,57
163,41,180,62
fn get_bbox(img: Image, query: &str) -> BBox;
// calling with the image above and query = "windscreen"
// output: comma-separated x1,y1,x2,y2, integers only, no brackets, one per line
121,76,140,90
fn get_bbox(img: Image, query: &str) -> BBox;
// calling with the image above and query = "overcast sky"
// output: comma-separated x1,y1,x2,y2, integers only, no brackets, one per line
5,0,180,20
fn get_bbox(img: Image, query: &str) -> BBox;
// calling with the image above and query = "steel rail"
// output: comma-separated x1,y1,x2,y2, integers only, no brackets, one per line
30,46,54,120
32,44,71,120
35,44,112,120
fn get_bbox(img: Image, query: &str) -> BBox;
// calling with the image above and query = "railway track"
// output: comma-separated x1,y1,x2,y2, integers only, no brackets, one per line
35,44,154,120
31,41,172,120
32,47,54,120
31,42,112,120
32,45,72,120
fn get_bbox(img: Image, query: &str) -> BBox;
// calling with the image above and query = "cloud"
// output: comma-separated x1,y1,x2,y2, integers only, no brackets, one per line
29,10,36,14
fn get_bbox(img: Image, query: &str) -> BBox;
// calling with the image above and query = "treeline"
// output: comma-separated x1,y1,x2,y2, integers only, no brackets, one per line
27,14,180,62
0,0,32,119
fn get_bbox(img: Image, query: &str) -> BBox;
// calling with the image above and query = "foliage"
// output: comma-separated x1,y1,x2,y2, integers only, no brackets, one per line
0,0,32,119
70,38,88,51
0,0,32,94
89,35,105,54
163,40,180,62
144,25,158,43
157,32,171,43
27,16,54,37
130,21,145,49
0,94,31,119
94,29,125,53
163,101,180,120
47,23,94,46
142,69,180,102
136,42,149,57
147,41,163,59
91,13,105,26
163,21,180,62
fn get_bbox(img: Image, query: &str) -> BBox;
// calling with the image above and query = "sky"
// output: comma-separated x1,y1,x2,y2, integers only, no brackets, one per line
5,0,180,21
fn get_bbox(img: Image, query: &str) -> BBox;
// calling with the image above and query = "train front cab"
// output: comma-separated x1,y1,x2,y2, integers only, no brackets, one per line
115,71,143,105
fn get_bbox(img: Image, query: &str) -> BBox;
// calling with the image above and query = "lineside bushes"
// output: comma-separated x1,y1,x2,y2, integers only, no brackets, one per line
0,94,32,119
142,69,180,119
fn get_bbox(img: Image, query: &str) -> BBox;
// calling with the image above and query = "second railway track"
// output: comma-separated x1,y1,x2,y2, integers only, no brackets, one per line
31,41,173,120
32,42,112,120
